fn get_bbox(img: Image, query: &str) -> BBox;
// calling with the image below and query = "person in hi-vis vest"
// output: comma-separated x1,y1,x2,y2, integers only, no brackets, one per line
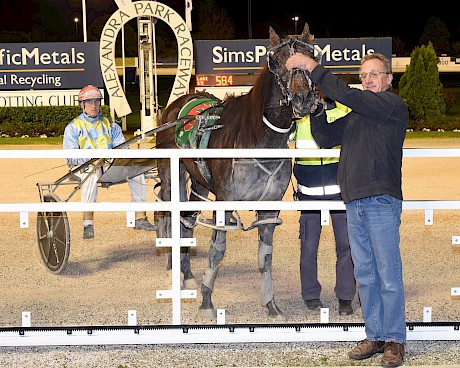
293,95,356,316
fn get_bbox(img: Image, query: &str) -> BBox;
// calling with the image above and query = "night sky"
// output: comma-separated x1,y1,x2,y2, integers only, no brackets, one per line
0,0,458,51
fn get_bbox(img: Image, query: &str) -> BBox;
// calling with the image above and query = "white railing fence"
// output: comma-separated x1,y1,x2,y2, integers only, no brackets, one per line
1,147,459,345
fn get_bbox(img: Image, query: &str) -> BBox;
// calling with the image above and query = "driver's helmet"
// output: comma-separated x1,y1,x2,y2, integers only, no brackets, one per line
78,85,102,102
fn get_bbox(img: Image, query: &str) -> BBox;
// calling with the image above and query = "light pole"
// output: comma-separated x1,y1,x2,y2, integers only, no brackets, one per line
74,17,79,41
248,0,252,39
292,16,299,34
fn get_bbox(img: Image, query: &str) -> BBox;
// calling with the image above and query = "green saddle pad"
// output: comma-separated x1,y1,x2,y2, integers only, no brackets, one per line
175,97,221,148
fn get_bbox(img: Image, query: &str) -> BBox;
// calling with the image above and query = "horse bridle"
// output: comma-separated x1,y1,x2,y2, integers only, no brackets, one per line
267,39,321,108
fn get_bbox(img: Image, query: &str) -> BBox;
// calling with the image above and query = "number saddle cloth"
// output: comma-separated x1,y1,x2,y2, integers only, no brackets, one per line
175,96,224,188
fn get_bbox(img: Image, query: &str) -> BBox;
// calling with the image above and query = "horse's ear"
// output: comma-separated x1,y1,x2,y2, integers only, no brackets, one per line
269,26,281,47
300,23,311,42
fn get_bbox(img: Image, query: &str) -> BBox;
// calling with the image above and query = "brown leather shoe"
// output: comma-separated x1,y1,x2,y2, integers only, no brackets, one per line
348,339,385,360
381,341,405,367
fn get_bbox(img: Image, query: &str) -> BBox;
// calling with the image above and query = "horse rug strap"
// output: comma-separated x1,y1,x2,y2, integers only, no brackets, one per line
176,96,223,187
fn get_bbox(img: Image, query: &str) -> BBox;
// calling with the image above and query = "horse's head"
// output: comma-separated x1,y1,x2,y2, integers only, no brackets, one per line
267,23,320,118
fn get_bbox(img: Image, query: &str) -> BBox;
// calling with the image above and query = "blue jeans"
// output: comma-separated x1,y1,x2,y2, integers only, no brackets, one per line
345,195,406,344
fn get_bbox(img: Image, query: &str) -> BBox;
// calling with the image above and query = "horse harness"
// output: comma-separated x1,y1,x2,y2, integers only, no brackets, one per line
174,96,296,200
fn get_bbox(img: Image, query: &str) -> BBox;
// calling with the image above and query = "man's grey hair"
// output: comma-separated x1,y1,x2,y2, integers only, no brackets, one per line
361,53,392,74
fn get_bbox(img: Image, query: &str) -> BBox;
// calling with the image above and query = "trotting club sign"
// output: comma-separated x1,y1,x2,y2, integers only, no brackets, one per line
0,42,103,107
100,1,193,117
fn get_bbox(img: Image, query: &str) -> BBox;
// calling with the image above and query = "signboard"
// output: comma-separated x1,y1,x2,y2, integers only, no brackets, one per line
194,37,392,75
0,89,105,107
195,74,257,87
0,42,103,90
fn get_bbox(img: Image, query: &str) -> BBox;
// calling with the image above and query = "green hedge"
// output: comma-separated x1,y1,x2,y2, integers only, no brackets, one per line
0,105,111,138
1,105,460,137
408,115,460,131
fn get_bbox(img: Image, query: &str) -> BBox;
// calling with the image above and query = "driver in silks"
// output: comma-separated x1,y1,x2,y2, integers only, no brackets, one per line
63,84,156,239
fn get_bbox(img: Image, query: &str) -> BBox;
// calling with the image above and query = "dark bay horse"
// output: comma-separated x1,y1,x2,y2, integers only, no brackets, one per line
155,23,320,320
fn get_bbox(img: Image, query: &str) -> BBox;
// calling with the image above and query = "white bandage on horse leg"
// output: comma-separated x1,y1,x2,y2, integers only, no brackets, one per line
261,271,275,306
258,239,275,305
258,240,272,269
202,238,226,290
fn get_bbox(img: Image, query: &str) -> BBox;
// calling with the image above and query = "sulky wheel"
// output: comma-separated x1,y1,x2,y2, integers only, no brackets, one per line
36,194,70,274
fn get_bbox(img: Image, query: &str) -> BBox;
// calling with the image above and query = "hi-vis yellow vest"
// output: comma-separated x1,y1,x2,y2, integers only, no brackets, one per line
294,102,351,165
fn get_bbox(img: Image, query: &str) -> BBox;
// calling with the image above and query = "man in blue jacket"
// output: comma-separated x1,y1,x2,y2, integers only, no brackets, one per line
64,85,156,239
286,53,408,367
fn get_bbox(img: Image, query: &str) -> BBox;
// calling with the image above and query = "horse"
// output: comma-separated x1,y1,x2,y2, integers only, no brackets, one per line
155,23,320,320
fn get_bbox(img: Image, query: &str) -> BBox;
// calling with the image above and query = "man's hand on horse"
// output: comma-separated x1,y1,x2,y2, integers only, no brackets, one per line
286,52,319,73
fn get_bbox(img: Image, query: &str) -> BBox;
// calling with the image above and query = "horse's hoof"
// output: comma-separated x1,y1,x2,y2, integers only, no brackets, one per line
266,300,286,321
199,308,217,320
183,277,198,290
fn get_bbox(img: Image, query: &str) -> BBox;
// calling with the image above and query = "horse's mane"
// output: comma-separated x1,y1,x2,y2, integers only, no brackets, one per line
214,64,274,148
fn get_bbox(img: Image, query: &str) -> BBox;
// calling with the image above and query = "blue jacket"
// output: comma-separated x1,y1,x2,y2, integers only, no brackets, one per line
309,65,408,204
63,112,125,166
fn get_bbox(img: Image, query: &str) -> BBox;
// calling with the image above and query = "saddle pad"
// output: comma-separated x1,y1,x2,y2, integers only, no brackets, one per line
176,97,220,148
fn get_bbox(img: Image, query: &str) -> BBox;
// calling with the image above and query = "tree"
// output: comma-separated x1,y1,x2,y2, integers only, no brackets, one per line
192,0,236,40
398,42,446,122
0,30,32,43
32,0,72,41
392,36,409,56
451,41,460,58
419,16,450,55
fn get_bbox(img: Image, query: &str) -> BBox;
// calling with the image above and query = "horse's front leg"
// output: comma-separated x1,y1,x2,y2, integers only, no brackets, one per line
157,157,172,242
257,210,286,321
199,211,231,319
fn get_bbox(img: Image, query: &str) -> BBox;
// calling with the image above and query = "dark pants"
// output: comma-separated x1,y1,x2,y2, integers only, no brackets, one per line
299,209,356,301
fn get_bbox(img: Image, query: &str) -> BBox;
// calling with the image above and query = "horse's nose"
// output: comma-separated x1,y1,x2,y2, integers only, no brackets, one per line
292,101,313,118
290,69,310,93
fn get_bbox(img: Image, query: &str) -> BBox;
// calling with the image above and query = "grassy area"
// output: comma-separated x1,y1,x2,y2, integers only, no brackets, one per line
0,131,459,146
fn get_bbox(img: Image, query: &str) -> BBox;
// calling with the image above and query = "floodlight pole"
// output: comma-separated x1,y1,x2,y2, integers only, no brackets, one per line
292,16,299,34
74,17,79,41
82,0,87,42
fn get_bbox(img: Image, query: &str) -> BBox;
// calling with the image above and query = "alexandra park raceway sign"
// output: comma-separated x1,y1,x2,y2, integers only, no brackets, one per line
99,0,193,117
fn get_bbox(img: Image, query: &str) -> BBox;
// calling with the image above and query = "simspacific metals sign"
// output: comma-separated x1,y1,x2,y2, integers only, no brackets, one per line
0,42,103,90
194,37,392,75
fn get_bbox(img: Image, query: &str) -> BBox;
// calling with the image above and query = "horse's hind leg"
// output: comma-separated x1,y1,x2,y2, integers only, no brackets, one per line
199,211,231,319
158,159,197,288
257,210,286,321
166,216,198,289
179,176,211,289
